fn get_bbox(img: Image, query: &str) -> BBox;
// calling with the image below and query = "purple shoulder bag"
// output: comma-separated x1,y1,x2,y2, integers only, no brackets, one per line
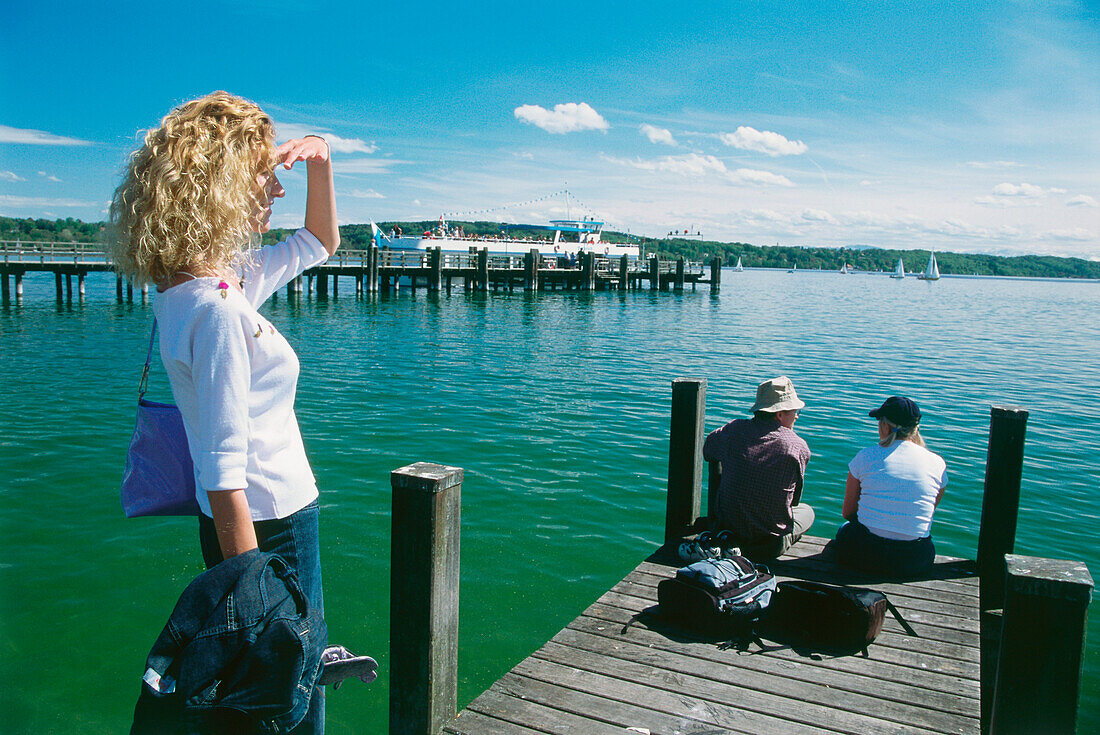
120,320,200,517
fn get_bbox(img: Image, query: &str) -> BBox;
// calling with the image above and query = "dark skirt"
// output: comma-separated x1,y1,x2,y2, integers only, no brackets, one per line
834,518,935,577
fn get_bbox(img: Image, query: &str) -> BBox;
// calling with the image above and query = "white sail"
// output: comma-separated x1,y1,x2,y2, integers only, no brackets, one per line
840,263,849,274
891,258,905,279
735,256,743,271
918,251,940,280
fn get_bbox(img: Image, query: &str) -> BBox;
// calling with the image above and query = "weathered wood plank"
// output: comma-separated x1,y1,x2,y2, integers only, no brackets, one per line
443,709,549,735
459,689,631,735
528,639,965,735
559,615,979,721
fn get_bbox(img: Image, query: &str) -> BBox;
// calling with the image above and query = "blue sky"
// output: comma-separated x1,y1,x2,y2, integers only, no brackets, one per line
1,0,1097,257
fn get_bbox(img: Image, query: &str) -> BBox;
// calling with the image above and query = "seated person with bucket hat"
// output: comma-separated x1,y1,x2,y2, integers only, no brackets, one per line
834,396,948,577
703,376,814,559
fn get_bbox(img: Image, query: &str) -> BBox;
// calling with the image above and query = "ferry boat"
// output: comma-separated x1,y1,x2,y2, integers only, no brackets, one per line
372,217,642,260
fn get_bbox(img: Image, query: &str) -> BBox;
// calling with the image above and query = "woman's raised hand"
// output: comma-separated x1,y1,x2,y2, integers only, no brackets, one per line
274,136,330,169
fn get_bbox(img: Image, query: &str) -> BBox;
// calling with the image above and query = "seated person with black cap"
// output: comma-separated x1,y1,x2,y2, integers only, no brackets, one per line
834,396,948,576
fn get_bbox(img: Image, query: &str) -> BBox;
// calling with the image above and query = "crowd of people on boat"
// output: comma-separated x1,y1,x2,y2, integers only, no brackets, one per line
703,377,947,576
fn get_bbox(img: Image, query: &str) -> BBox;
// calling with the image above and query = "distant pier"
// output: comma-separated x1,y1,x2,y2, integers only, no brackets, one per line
0,240,722,303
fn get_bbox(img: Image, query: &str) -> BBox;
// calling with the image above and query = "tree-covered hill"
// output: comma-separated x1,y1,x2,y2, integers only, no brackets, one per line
3,215,1097,279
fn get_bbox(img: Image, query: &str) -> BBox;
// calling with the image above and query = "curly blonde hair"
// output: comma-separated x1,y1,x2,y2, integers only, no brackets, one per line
108,91,275,285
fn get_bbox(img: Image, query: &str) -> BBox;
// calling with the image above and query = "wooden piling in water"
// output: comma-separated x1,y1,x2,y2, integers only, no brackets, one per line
368,244,379,294
619,254,629,291
429,247,442,291
477,248,489,292
117,275,123,301
989,555,1093,734
665,377,706,544
674,257,685,292
15,272,23,301
649,256,660,291
524,249,538,291
390,462,463,735
1,272,8,302
78,272,85,299
710,257,721,292
976,405,1028,732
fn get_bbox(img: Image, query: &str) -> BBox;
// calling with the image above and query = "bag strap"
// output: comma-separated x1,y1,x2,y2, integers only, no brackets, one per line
884,597,919,637
137,319,157,400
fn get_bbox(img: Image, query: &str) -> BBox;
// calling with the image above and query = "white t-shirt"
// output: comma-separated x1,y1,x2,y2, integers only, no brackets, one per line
848,440,948,540
152,229,328,520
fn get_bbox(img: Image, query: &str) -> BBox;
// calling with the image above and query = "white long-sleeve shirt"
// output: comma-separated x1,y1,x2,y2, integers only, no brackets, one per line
152,229,328,520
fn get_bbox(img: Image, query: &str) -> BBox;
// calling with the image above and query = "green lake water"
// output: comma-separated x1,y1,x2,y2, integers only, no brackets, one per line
1,268,1097,733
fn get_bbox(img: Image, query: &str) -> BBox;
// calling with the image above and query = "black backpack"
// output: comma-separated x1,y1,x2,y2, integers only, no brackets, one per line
758,580,918,655
657,555,776,638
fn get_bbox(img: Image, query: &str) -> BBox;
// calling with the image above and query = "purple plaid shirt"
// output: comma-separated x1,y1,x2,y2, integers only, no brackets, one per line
703,417,811,542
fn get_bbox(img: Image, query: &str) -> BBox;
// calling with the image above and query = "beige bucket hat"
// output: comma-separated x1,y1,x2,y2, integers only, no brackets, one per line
751,376,806,413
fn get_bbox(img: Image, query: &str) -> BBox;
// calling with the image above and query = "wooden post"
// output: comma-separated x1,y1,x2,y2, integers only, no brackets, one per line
429,247,442,291
665,377,707,544
649,256,660,291
116,275,123,301
710,257,721,292
58,273,66,301
78,272,85,299
15,272,23,301
0,271,8,303
65,273,72,299
477,248,489,292
587,253,597,290
978,406,1029,612
674,257,685,292
989,555,1093,734
316,271,328,298
332,273,339,297
390,462,462,735
524,249,538,291
619,254,629,290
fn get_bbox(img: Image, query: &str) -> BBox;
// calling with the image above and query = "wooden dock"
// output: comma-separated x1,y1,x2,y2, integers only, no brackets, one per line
387,383,1092,735
0,240,721,302
444,535,981,735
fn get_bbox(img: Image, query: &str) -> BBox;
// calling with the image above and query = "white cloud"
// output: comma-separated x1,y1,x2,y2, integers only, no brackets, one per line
275,122,378,154
0,194,96,208
0,124,91,146
720,126,807,156
801,208,837,224
1,170,25,182
348,189,385,199
1067,195,1098,207
966,160,1020,169
513,102,609,134
37,171,61,182
639,124,676,146
333,158,403,175
1047,228,1093,241
728,168,794,187
992,182,1045,197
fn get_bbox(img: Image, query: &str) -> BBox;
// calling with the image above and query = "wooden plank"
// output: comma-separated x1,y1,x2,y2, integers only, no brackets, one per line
459,689,630,735
560,615,979,721
528,640,962,735
568,605,980,700
491,669,833,735
443,709,548,735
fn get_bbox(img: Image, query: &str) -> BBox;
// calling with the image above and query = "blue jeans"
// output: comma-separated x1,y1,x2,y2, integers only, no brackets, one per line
199,500,325,734
834,517,935,577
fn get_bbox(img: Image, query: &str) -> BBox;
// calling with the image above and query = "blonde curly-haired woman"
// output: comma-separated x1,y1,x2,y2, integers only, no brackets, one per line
111,91,338,733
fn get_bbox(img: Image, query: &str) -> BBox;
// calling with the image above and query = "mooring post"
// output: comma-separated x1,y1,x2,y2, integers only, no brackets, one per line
674,257,685,292
649,256,660,291
619,254,629,290
15,272,23,301
331,272,339,297
429,247,442,291
317,271,328,298
976,405,1029,732
978,406,1029,611
477,248,489,292
0,271,9,303
55,272,64,300
665,377,707,544
116,275,123,301
78,272,85,300
368,244,379,294
526,248,539,291
710,257,721,292
390,462,462,735
988,555,1093,734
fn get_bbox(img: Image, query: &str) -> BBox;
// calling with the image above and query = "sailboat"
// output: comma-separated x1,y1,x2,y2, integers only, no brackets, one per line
839,263,850,275
788,263,797,274
734,256,744,272
917,251,941,281
890,258,906,279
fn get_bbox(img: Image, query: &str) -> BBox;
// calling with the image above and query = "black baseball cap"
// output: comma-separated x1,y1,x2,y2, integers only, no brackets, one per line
869,396,921,427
